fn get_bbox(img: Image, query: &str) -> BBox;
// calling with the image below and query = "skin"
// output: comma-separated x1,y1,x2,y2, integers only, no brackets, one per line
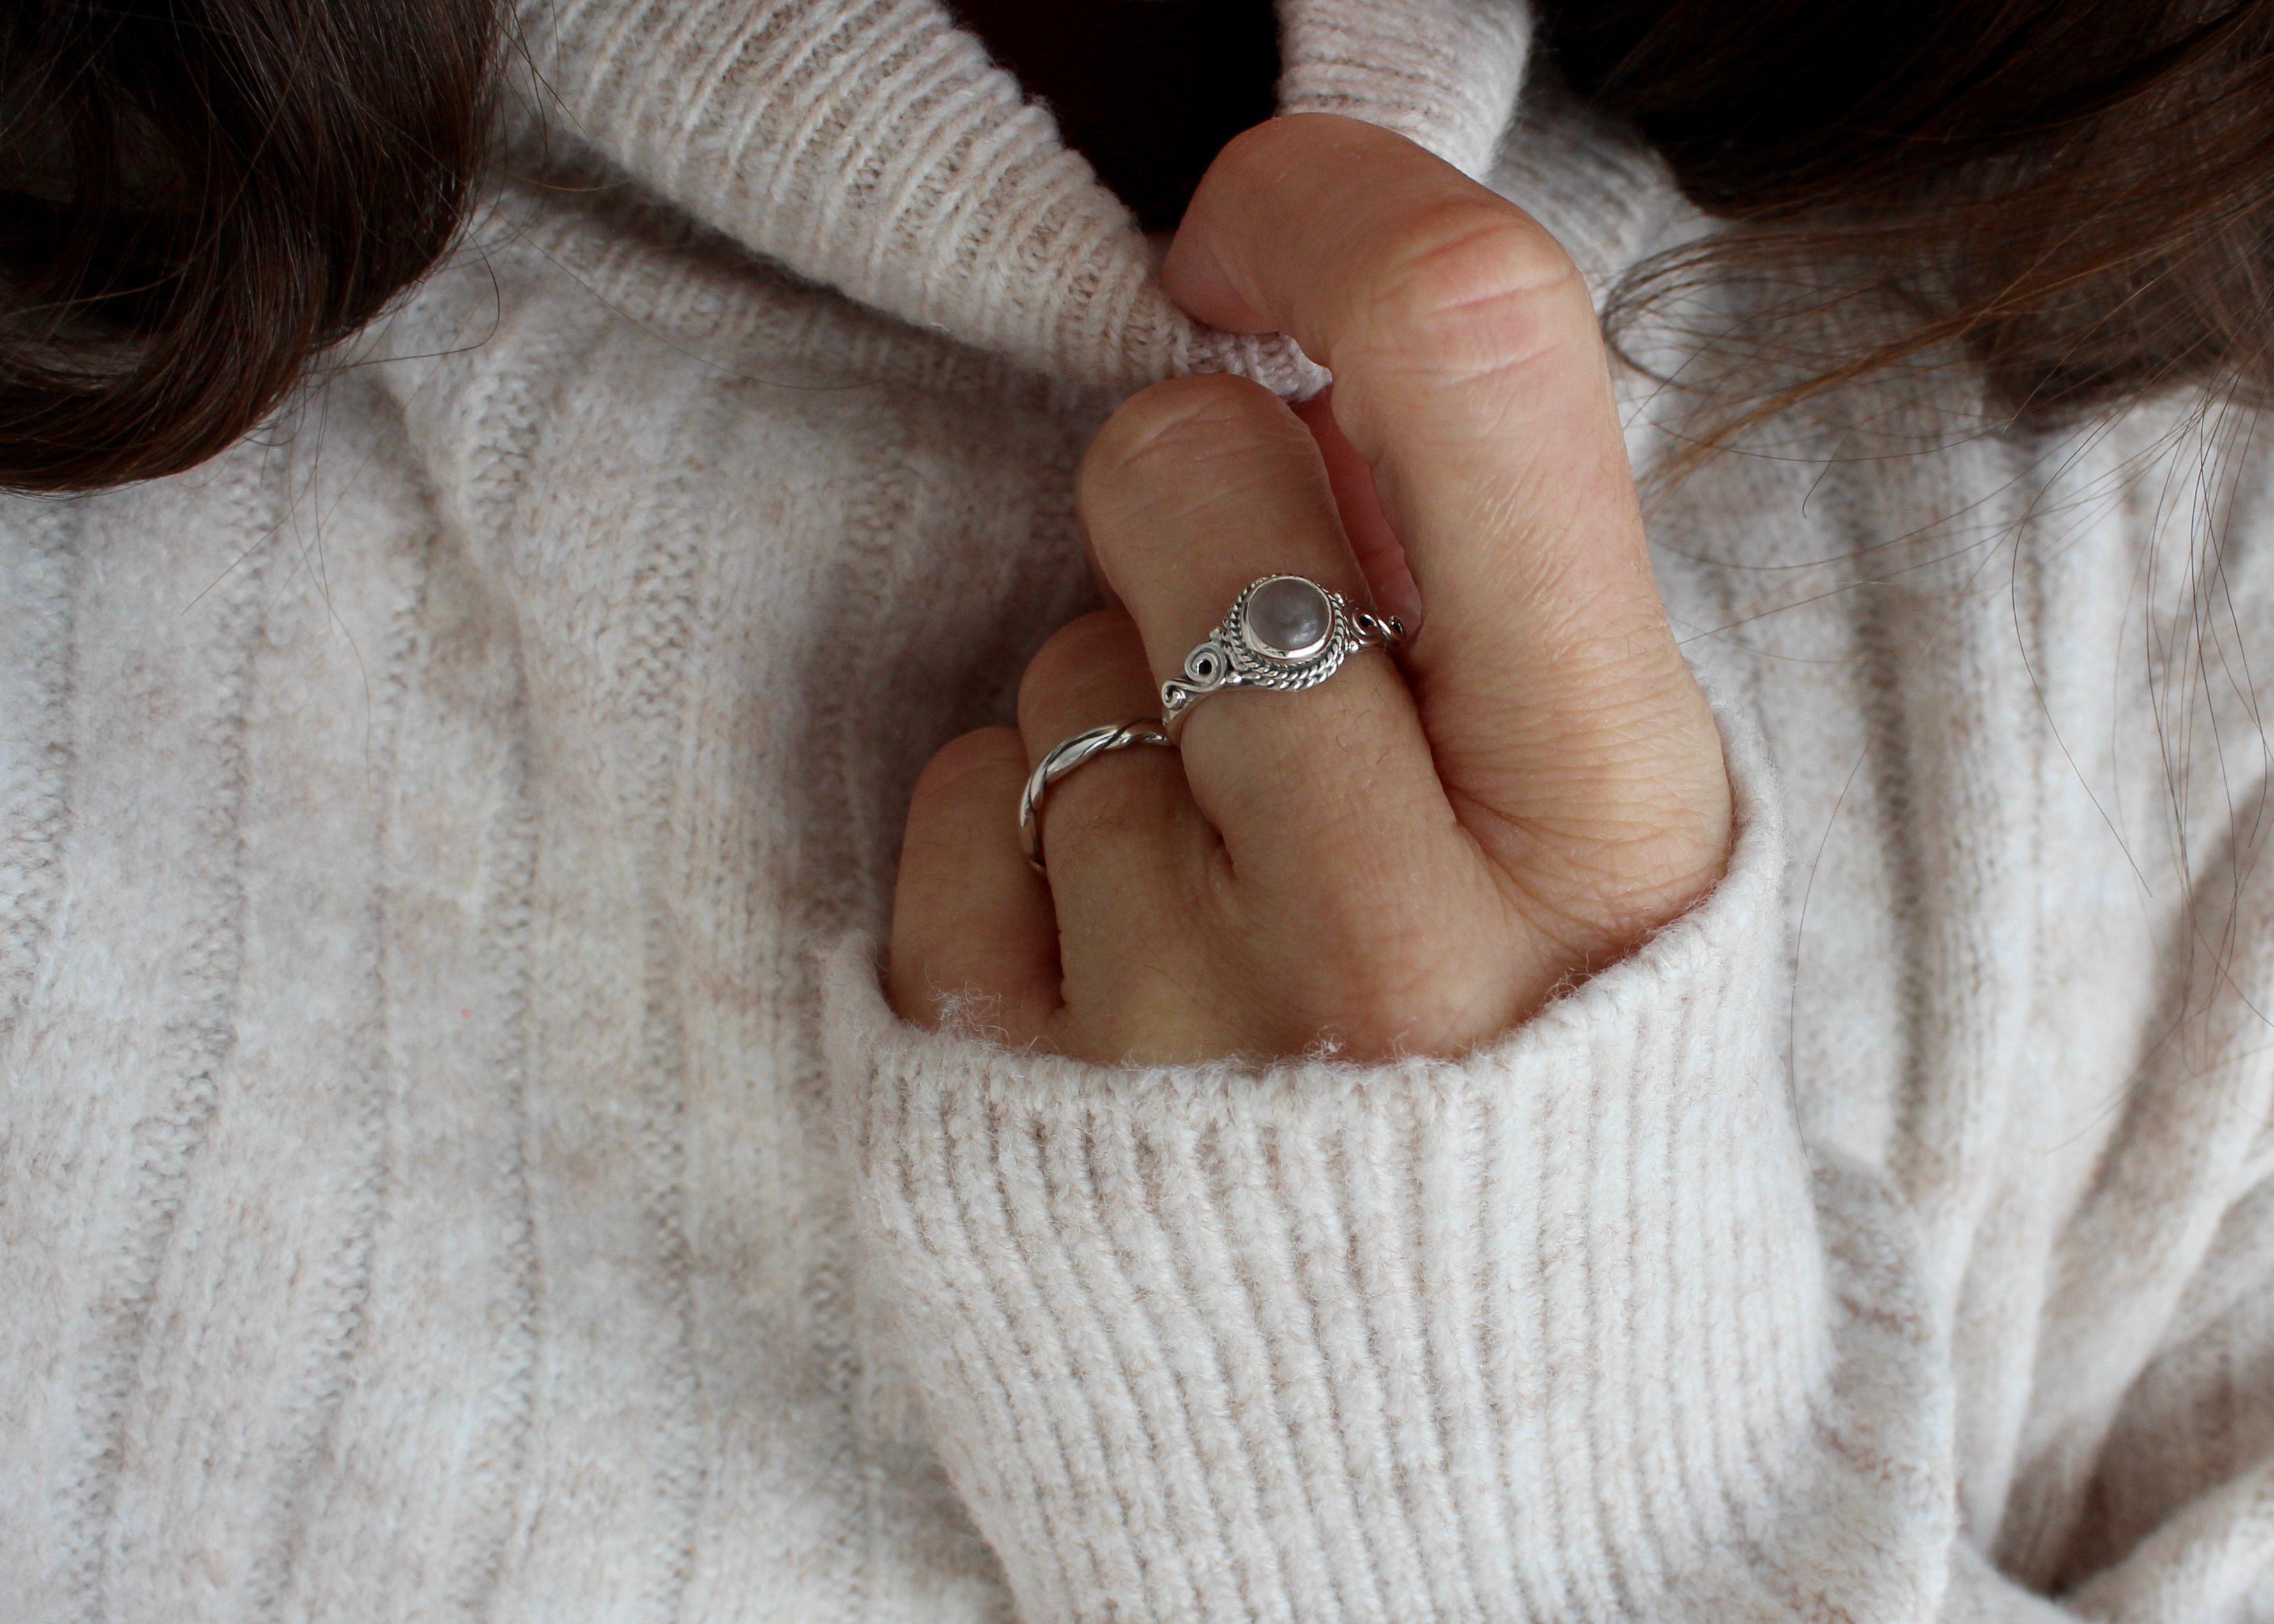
887,114,1732,1064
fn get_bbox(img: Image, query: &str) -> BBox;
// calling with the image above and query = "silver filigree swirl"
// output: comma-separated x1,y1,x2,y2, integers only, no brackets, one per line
1161,575,1404,739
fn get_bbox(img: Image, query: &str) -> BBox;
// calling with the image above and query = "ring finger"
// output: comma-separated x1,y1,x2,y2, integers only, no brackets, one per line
1014,610,1236,1057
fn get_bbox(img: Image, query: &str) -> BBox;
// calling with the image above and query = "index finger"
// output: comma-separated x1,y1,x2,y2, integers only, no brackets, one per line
1161,114,1691,813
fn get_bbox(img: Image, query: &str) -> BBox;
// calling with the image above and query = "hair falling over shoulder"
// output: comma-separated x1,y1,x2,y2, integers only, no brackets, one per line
1548,0,2274,438
3,0,2272,493
0,0,502,493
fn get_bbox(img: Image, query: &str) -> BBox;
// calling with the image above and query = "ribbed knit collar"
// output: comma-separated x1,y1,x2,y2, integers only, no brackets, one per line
514,0,1539,389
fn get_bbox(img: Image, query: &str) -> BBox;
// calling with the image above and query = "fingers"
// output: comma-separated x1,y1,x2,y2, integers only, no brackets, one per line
1015,608,1502,1061
887,617,1228,1060
1162,116,1724,862
1293,389,1422,635
887,729,1058,1041
898,119,1735,1068
1075,372,1456,898
1013,610,1201,917
1013,611,1241,1062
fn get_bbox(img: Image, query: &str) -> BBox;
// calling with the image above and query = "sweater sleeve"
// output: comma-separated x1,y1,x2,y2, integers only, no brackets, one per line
821,709,1960,1622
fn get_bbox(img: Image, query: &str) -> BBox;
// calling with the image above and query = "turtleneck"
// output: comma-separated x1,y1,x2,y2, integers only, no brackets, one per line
15,8,2266,1623
507,0,1533,391
943,0,1280,233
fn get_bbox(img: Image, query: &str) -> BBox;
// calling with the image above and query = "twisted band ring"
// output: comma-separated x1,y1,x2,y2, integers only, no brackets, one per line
1017,719,1175,873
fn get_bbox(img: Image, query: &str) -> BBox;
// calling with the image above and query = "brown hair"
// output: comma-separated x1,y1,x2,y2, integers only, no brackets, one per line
1544,0,2274,430
3,0,2271,492
0,0,502,493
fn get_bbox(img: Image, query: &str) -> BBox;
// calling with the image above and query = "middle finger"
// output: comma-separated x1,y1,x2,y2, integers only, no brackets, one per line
1076,372,1459,903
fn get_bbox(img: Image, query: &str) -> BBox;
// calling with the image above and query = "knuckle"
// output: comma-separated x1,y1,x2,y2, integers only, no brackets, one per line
1017,611,1148,737
1362,201,1588,379
905,728,1023,832
1024,609,1129,690
1080,373,1296,508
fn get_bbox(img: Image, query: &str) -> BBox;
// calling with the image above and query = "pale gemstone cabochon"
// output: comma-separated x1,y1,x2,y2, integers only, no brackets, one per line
1243,576,1333,661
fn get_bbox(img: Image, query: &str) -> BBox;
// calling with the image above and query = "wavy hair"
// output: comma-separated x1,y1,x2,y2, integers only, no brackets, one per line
0,0,501,491
3,0,2271,490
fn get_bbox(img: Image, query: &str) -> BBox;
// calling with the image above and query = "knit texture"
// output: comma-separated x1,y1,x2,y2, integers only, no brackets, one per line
6,3,2274,1621
826,709,1949,1623
509,0,1530,395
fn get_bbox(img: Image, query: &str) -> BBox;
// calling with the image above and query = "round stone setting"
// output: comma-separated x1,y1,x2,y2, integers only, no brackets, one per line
1240,576,1333,663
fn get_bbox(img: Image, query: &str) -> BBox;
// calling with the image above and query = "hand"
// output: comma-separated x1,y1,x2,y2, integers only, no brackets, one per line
887,115,1731,1064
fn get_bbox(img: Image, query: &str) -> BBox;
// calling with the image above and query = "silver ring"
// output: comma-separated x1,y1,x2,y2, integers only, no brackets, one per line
1160,574,1404,740
1018,719,1175,873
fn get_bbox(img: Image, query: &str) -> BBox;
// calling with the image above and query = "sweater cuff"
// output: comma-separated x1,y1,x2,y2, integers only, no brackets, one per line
824,710,1946,1621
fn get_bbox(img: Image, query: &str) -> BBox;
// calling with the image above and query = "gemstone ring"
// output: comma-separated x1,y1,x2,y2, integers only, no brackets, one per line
1160,574,1404,740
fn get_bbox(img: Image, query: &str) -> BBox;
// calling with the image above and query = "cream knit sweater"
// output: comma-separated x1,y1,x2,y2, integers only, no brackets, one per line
6,1,2274,1620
